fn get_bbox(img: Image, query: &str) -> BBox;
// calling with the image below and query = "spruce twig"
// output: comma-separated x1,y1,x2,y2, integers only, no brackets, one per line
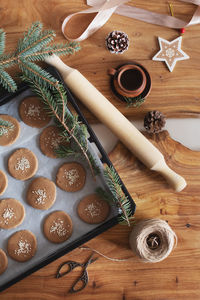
21,75,99,178
0,21,80,92
123,95,146,108
96,166,134,226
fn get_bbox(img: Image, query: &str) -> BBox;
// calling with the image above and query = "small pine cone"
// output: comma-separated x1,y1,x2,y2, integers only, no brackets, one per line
106,30,129,54
144,111,166,133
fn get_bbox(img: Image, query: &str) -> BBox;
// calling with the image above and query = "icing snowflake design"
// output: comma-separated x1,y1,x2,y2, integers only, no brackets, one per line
27,105,40,117
32,189,47,205
152,36,189,72
15,157,30,172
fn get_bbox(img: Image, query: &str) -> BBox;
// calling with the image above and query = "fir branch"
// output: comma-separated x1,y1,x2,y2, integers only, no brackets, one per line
0,118,14,136
0,69,17,92
101,166,134,226
55,144,80,158
22,75,98,178
17,21,43,53
0,22,80,92
18,30,55,57
0,53,17,68
86,150,100,175
0,29,5,55
44,42,81,57
19,60,59,89
123,95,146,108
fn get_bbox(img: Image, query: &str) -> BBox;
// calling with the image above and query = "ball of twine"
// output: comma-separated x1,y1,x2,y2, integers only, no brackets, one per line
129,219,177,263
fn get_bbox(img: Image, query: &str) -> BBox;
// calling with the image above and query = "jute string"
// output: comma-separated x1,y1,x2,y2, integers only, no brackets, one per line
129,219,177,263
80,219,177,263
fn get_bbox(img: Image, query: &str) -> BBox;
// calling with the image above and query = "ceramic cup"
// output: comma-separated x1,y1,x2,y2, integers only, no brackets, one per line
108,64,147,98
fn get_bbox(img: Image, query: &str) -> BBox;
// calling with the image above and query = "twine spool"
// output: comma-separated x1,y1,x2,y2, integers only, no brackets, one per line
129,219,177,263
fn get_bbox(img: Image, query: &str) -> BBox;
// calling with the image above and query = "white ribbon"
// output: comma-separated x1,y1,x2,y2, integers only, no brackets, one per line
62,0,200,41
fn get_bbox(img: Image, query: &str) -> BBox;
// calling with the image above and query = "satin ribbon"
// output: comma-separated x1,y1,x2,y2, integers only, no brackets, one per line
62,0,200,41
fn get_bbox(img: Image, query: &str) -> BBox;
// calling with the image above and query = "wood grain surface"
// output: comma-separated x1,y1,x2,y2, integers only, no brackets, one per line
1,0,200,299
1,130,200,299
1,0,200,122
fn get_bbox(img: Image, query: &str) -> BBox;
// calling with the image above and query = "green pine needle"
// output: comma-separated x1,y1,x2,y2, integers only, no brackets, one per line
0,29,5,55
0,69,17,92
21,73,99,178
100,166,134,226
19,61,59,89
17,21,43,53
55,145,80,158
123,95,146,108
0,21,80,92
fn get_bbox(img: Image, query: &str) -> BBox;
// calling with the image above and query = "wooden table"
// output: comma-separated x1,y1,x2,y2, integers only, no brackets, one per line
1,1,200,299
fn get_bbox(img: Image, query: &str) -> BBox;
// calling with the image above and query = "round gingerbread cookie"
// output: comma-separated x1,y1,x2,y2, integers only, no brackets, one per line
0,114,20,146
0,249,8,275
40,125,68,159
0,198,25,229
43,211,73,243
27,177,56,210
8,148,38,180
0,170,8,196
77,194,110,224
56,162,86,192
19,97,51,128
7,230,37,262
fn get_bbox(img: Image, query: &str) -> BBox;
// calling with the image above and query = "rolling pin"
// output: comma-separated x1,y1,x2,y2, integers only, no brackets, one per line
45,55,187,192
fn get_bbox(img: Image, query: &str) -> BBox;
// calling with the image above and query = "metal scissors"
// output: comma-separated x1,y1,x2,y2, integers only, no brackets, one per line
56,253,98,293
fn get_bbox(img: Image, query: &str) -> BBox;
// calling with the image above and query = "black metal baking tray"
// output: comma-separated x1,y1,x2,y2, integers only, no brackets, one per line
0,66,136,292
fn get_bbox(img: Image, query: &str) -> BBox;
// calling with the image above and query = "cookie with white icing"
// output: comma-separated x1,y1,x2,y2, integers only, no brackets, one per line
0,114,20,146
56,162,86,192
39,125,68,159
27,177,56,210
19,97,51,128
0,198,25,229
77,194,110,224
43,211,73,243
0,249,8,275
8,148,38,180
0,170,8,196
7,230,37,262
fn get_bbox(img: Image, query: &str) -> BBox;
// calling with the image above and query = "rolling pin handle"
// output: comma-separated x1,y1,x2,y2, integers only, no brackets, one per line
151,160,187,192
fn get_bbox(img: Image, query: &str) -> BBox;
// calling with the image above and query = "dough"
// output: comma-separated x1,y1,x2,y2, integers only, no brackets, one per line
77,194,110,224
19,96,51,128
7,230,37,262
56,162,86,192
0,170,8,196
0,198,25,229
0,249,8,275
43,211,73,243
0,114,20,146
8,148,38,180
39,125,68,158
27,177,56,210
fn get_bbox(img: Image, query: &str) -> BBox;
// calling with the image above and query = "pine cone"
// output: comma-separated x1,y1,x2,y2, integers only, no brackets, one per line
144,111,166,133
106,30,129,54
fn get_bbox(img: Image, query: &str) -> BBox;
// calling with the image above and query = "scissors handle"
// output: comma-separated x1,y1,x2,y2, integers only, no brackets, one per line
69,269,89,293
56,261,81,278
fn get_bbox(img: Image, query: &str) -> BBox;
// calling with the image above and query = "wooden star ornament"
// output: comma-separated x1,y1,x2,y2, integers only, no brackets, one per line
152,36,189,72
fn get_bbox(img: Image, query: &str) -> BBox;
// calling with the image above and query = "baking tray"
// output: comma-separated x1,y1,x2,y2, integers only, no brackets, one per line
0,66,136,292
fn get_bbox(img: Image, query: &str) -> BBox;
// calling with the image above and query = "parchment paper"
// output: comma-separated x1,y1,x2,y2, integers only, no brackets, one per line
0,90,118,287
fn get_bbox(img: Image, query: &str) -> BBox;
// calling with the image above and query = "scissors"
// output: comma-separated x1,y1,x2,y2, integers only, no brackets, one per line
56,253,98,293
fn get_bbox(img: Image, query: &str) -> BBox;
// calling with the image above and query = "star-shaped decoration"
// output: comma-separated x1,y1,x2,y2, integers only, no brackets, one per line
152,36,189,72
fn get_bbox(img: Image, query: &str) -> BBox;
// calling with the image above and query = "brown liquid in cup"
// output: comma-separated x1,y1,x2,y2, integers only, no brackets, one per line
120,69,144,91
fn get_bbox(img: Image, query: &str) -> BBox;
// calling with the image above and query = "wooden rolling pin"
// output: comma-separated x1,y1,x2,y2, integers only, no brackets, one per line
45,55,187,192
